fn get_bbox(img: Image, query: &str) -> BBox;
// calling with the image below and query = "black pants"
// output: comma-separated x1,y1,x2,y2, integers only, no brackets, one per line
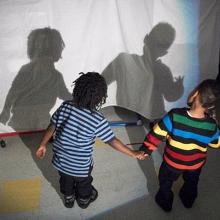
155,162,202,210
58,166,93,199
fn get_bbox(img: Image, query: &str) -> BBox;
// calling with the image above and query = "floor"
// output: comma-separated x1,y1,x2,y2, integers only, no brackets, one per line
0,106,220,220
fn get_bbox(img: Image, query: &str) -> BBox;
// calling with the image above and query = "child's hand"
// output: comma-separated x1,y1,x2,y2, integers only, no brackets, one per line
36,145,46,159
133,150,148,160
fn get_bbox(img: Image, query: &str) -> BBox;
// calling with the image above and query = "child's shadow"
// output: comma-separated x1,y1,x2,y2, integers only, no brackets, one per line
20,133,63,200
113,107,161,196
127,125,161,196
0,27,72,201
0,28,72,130
102,22,184,119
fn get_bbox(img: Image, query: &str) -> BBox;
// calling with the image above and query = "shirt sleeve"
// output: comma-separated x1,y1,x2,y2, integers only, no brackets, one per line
50,110,58,126
50,101,66,126
141,110,173,155
95,118,115,143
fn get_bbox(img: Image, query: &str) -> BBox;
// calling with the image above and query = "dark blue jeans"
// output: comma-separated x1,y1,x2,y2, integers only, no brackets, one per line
155,162,202,211
58,166,93,199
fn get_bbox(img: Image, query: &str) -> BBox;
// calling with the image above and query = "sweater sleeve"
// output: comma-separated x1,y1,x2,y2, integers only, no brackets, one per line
140,110,173,155
208,127,220,148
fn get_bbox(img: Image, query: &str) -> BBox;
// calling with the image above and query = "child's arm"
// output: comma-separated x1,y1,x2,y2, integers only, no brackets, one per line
139,133,159,156
36,124,55,159
107,137,147,160
36,101,65,158
208,127,220,148
140,112,173,155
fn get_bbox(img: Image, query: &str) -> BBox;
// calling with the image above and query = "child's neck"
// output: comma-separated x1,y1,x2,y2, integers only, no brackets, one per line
188,105,206,119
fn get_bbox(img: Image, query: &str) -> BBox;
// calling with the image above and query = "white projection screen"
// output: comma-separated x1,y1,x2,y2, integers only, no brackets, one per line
0,0,219,134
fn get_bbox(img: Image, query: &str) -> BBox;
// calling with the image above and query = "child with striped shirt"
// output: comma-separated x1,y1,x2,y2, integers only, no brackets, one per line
36,72,146,209
140,79,220,212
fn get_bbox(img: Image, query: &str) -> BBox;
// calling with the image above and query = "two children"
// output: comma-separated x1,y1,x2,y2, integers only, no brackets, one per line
36,74,220,211
36,72,146,208
140,79,220,211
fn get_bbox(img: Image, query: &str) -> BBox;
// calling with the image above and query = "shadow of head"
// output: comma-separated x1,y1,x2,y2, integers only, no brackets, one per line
27,27,65,62
144,22,176,59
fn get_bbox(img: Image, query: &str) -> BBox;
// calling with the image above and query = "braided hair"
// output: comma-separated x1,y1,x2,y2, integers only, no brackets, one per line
72,72,107,111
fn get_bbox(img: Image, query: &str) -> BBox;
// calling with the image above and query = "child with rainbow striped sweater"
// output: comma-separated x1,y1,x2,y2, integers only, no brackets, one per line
140,79,220,212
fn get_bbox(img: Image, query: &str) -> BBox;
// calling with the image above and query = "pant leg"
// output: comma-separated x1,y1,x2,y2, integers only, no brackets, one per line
58,171,76,196
179,168,202,208
75,166,94,199
155,162,181,211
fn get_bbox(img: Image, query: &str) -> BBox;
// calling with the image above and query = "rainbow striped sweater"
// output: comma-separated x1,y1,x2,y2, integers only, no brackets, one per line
143,108,220,171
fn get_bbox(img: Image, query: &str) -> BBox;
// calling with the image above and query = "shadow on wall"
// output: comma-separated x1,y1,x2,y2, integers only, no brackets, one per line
102,23,185,195
0,27,72,199
21,133,62,199
0,27,72,130
102,22,184,120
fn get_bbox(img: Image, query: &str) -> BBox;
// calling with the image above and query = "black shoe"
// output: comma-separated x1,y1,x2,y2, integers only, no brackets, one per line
77,187,98,209
64,195,75,208
179,190,195,208
155,192,173,212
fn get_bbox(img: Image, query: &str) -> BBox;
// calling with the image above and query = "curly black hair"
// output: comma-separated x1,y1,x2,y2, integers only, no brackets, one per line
72,72,107,111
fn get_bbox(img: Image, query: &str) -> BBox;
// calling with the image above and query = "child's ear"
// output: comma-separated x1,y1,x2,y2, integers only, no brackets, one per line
187,90,199,106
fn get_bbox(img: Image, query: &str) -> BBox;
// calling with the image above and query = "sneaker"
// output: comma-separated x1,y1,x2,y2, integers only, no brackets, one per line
155,192,173,212
179,190,195,208
64,195,75,208
77,187,98,209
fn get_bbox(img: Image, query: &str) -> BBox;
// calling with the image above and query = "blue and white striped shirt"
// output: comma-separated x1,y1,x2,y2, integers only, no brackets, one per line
50,101,115,177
